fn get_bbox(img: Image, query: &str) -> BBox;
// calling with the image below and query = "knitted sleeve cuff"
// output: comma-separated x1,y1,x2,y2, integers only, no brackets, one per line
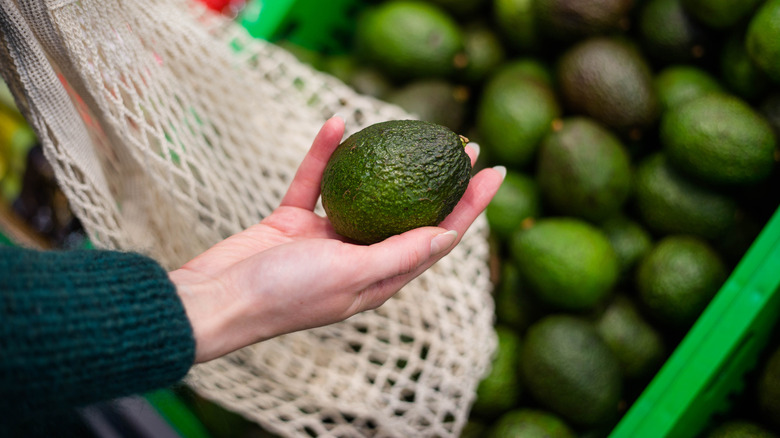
0,246,196,419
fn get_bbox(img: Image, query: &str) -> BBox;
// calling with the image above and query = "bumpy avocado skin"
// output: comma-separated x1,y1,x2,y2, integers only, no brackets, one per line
321,120,472,244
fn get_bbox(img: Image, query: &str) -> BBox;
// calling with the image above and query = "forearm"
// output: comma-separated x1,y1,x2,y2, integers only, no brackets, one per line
0,247,196,422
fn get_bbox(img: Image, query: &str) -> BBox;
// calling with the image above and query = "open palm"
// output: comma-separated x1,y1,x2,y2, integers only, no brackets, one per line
169,116,504,363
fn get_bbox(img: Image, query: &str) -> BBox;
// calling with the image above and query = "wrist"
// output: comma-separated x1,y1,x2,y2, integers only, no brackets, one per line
168,268,249,363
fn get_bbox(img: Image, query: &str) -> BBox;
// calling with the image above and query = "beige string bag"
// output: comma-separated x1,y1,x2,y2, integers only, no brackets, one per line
0,0,497,436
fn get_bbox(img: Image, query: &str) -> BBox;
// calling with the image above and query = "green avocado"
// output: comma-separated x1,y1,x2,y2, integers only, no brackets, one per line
321,120,471,244
535,117,633,223
557,37,659,136
520,315,623,427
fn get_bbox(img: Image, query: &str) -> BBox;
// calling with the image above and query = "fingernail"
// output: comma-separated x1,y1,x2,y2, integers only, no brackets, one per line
430,230,458,255
493,165,507,180
332,112,346,123
469,142,480,157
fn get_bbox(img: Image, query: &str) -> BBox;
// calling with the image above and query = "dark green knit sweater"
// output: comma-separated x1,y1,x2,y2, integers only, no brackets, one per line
0,246,196,434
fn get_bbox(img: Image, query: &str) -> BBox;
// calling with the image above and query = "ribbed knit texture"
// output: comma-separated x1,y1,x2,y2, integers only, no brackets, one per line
0,246,196,432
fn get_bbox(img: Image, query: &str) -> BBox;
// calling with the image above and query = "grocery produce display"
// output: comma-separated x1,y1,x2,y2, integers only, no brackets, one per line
258,0,780,436
2,0,780,436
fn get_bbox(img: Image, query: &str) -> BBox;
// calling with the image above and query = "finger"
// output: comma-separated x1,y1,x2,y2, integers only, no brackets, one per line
347,226,457,310
280,115,346,210
465,142,479,167
439,165,505,235
356,226,453,284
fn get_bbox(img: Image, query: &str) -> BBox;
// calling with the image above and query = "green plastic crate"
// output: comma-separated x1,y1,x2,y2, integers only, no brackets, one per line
238,2,780,436
610,205,780,438
238,0,360,54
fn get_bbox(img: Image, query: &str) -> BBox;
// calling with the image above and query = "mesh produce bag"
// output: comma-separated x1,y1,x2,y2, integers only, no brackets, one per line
0,0,497,436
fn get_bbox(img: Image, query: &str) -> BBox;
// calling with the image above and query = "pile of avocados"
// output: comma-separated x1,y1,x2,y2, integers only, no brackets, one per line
279,0,780,436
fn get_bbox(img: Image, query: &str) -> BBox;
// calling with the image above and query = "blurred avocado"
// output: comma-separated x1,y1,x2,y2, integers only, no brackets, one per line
745,0,780,82
536,117,633,223
655,65,724,112
493,260,547,332
493,0,541,52
601,214,654,278
633,153,739,240
472,325,523,418
459,22,507,84
720,31,771,102
490,57,555,89
636,235,727,330
385,79,469,131
520,315,623,427
536,0,635,42
348,67,394,98
638,0,713,65
660,93,777,186
705,420,779,438
354,1,464,80
557,37,659,138
320,53,359,83
681,0,764,29
485,169,542,241
596,294,666,380
487,408,577,438
477,72,560,168
510,217,619,312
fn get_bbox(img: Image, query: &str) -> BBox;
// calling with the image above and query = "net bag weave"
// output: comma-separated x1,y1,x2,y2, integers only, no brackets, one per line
0,1,497,436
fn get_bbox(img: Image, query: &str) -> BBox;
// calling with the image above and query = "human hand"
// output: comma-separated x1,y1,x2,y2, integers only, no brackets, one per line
169,116,505,363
